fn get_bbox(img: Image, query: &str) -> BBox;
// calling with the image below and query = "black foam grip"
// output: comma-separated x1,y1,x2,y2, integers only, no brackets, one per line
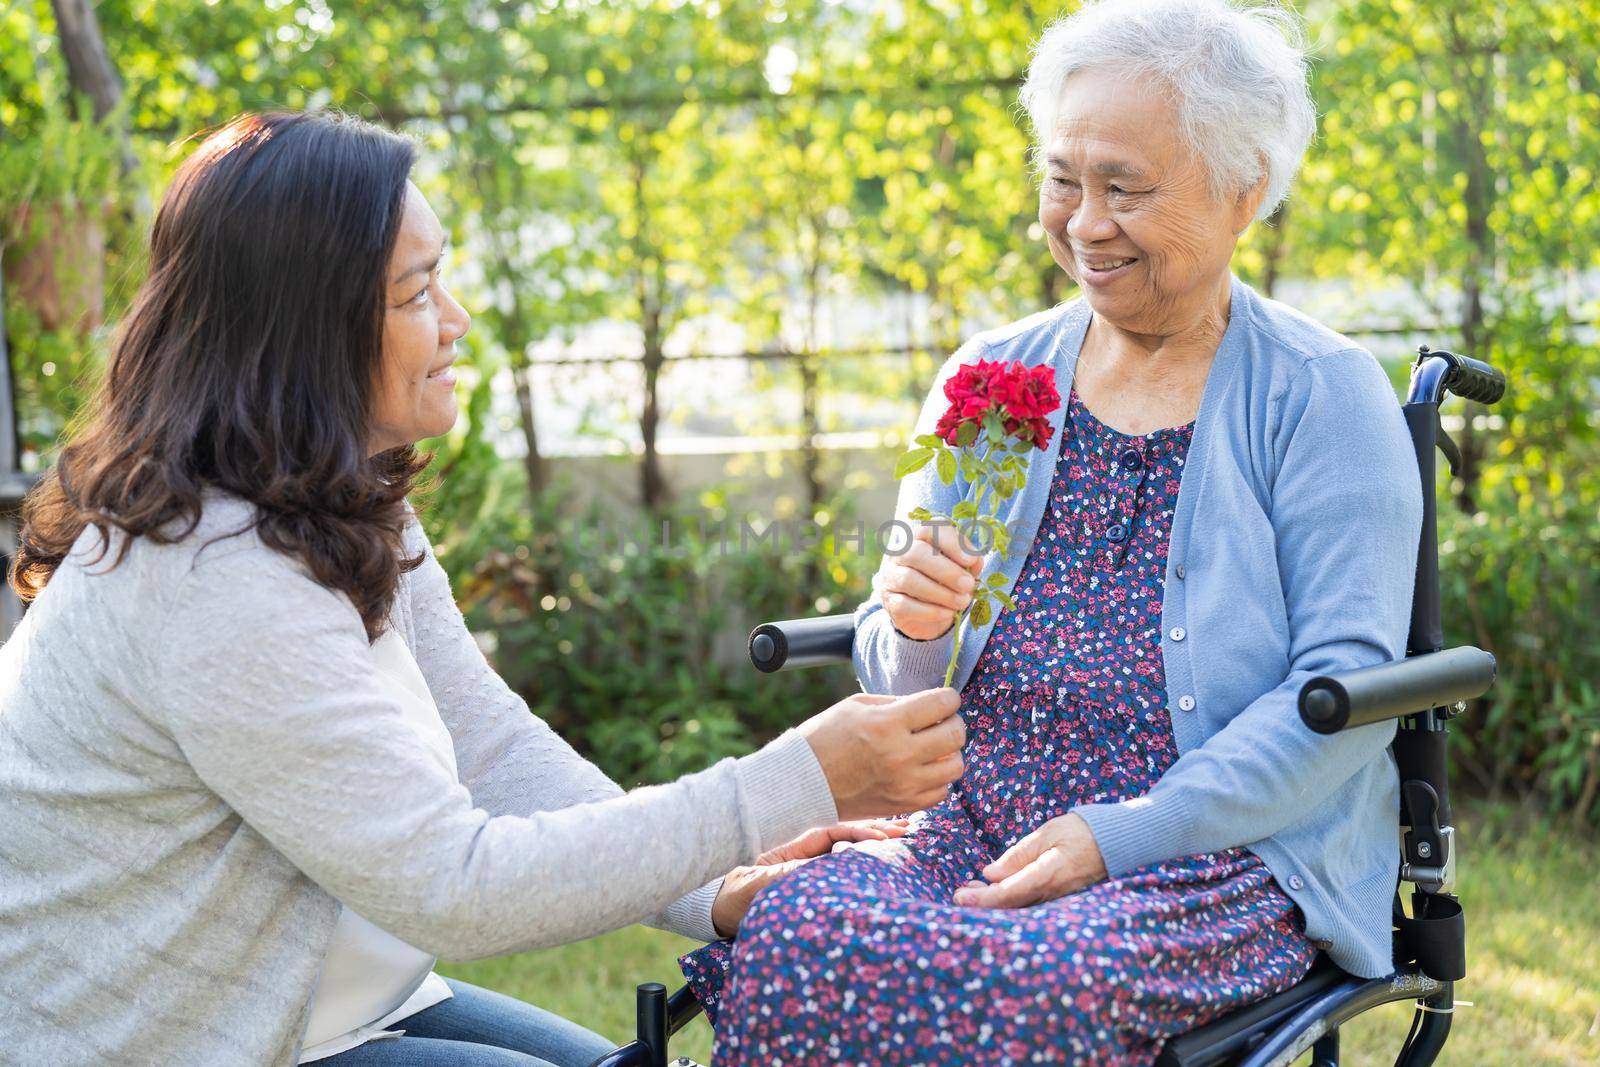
748,613,856,673
1446,354,1506,405
1299,646,1497,734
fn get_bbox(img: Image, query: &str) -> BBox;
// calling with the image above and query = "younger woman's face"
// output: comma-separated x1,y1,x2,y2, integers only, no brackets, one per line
370,182,471,454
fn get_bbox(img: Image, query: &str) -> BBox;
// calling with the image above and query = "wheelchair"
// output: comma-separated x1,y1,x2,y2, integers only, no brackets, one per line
591,345,1505,1067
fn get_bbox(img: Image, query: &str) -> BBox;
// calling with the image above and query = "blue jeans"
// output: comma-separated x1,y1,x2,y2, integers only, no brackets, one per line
314,978,617,1067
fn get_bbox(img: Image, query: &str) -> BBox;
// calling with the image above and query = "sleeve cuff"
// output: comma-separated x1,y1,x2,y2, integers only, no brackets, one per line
890,627,955,687
853,602,956,695
663,876,725,943
734,728,839,853
1073,792,1199,877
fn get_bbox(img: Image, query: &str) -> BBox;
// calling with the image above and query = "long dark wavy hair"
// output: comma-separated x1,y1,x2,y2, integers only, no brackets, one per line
11,111,429,641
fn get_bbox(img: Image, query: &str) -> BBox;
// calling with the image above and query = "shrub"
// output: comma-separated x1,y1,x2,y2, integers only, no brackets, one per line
1438,302,1600,829
435,475,875,786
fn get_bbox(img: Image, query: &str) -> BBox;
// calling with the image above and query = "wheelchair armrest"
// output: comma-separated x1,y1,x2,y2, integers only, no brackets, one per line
748,613,856,672
1298,645,1496,734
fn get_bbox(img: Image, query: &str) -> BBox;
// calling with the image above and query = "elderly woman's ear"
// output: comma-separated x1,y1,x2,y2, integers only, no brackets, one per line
1232,168,1271,234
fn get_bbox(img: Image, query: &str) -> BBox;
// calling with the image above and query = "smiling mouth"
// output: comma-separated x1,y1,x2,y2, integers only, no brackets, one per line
1082,257,1138,273
425,360,456,379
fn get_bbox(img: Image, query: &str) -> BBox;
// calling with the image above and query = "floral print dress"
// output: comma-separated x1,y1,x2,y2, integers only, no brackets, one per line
679,387,1318,1065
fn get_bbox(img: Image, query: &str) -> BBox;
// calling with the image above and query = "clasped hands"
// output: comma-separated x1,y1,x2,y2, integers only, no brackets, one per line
710,812,1108,936
710,820,910,938
834,811,1107,908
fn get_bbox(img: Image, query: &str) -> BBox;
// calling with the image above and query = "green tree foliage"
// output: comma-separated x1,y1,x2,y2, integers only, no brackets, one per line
1279,0,1600,821
3,0,1596,819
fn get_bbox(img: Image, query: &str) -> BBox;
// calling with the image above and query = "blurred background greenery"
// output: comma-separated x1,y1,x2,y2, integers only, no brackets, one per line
1,1,1598,1059
5,0,1594,815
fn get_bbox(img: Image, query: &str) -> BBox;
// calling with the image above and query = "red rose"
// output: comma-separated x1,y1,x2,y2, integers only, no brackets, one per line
933,407,964,445
996,363,1061,420
899,357,1064,689
935,359,1061,452
942,360,1000,407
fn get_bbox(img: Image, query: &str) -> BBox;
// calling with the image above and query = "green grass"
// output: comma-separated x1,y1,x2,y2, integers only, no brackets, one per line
441,807,1599,1065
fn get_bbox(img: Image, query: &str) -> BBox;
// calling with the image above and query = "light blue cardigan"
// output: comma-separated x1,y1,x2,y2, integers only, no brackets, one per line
854,276,1422,980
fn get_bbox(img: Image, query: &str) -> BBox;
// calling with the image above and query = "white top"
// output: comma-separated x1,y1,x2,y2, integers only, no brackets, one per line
298,626,459,1062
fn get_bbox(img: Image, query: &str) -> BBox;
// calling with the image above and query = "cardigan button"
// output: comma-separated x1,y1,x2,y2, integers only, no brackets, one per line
1170,626,1186,642
1176,695,1196,712
1107,523,1128,543
1288,875,1306,891
1119,447,1143,472
1175,563,1186,580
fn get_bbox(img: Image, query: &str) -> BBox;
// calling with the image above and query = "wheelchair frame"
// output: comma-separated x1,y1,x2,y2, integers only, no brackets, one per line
592,345,1505,1067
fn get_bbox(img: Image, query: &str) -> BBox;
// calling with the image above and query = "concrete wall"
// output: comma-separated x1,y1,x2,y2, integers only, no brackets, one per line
540,444,907,542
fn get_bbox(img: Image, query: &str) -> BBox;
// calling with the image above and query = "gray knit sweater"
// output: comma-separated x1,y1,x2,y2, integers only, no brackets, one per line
0,493,837,1065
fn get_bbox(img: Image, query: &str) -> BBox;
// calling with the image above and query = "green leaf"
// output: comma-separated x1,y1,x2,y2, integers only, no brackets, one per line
907,505,934,521
936,448,957,484
952,499,977,520
955,421,979,448
893,448,934,478
983,411,1004,443
994,589,1017,612
913,433,942,448
970,595,993,627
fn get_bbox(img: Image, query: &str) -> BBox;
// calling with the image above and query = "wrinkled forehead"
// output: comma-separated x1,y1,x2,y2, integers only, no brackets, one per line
1045,69,1188,176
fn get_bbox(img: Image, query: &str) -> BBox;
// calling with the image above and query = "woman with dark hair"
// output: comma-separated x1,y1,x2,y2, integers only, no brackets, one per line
0,111,967,1066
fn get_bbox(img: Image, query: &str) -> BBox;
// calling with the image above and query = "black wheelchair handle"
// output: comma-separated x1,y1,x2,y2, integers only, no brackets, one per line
748,613,856,673
1445,352,1506,405
1416,346,1506,406
1299,645,1497,734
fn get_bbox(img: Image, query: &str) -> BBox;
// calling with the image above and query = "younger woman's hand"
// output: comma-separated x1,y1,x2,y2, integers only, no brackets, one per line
754,818,910,865
951,812,1107,909
710,820,909,937
797,687,966,820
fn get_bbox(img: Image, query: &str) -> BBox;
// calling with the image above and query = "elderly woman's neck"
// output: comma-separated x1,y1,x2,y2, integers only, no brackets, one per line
1076,276,1233,434
1093,274,1233,367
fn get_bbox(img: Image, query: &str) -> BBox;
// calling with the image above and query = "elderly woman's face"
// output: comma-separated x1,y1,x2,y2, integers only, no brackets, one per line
1039,69,1261,335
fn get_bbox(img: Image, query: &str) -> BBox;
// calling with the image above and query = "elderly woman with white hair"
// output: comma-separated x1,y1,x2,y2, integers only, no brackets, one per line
677,1,1422,1063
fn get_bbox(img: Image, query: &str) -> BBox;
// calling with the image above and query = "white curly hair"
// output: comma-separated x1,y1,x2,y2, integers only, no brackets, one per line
1019,0,1318,221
